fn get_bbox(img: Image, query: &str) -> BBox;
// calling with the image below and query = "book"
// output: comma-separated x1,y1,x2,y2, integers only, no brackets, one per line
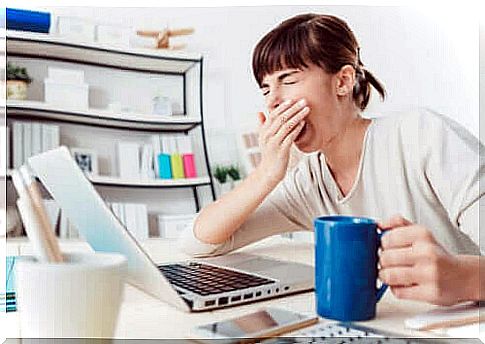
136,203,149,240
1,256,18,312
140,144,155,179
117,142,140,179
22,122,32,164
51,125,60,149
151,135,161,178
12,122,23,168
41,124,52,152
31,123,42,156
124,203,139,239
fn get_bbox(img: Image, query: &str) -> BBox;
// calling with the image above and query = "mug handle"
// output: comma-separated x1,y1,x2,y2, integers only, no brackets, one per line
376,231,388,302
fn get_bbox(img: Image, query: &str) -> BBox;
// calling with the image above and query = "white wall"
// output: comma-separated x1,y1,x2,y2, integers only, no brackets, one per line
38,5,479,164
8,5,479,229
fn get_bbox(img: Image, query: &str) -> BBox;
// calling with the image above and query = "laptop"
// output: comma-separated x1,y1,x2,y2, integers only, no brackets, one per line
28,147,314,312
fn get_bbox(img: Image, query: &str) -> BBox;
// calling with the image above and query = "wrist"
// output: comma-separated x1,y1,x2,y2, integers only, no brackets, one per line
456,255,481,302
253,166,283,190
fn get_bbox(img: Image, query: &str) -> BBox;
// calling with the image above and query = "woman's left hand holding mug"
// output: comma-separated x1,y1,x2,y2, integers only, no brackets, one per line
378,215,478,306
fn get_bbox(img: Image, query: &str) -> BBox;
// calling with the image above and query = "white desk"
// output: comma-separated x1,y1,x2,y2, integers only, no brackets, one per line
2,237,481,340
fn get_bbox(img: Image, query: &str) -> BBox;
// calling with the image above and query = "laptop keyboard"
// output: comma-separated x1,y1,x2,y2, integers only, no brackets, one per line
158,262,275,296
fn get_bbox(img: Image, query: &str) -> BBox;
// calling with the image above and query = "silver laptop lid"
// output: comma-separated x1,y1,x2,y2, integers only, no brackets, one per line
28,146,190,312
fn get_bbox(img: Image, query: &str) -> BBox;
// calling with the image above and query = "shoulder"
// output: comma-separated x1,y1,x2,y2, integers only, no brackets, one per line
370,108,478,147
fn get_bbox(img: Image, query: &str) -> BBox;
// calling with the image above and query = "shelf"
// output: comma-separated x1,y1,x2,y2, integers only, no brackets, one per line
6,30,201,74
7,100,201,132
6,169,211,188
90,175,211,188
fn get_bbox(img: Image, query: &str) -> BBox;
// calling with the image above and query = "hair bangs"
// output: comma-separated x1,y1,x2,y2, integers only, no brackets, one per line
252,23,314,87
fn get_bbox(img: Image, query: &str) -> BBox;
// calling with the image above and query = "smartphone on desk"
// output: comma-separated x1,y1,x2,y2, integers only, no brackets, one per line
191,307,318,344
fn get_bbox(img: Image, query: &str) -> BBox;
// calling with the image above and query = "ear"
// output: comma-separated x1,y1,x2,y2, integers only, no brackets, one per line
335,65,356,97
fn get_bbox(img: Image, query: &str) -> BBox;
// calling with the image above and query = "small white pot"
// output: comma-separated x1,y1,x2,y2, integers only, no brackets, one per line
216,181,233,197
6,80,29,100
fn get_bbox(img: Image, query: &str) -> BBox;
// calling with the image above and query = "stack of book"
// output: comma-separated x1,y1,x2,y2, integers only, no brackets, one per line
1,256,18,312
108,202,149,241
11,121,60,168
117,134,197,180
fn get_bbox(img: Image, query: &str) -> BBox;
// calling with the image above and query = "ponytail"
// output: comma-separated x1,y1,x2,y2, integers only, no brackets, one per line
353,66,386,111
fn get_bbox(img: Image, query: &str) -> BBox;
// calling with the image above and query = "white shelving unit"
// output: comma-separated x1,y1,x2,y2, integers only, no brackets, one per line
5,169,211,188
6,29,216,236
7,100,202,132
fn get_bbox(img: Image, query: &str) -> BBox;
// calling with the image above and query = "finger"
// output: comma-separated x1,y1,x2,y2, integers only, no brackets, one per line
266,99,307,137
379,267,417,287
379,246,415,268
378,214,413,230
282,120,306,148
273,106,309,144
268,99,294,120
257,112,266,126
391,285,439,303
381,225,433,249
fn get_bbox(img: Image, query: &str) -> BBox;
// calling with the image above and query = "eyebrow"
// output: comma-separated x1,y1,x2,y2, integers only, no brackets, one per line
260,70,301,88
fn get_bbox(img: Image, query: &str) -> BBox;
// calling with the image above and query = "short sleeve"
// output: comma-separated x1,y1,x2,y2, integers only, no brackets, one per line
177,157,319,257
420,110,484,251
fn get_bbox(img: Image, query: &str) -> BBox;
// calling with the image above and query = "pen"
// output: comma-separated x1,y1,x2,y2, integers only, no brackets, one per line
20,165,64,262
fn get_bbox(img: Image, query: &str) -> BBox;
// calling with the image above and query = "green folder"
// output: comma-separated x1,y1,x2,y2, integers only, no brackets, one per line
170,154,185,179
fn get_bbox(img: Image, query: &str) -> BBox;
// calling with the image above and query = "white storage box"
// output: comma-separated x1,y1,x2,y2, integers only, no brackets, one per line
56,16,96,42
44,79,89,110
158,214,196,239
48,67,85,84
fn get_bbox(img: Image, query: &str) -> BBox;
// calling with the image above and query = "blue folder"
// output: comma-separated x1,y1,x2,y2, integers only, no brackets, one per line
6,8,51,33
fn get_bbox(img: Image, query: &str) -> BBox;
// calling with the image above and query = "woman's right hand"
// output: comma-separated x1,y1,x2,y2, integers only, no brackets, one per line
256,98,310,186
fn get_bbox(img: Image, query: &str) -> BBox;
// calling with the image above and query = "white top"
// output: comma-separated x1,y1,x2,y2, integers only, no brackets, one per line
179,109,483,257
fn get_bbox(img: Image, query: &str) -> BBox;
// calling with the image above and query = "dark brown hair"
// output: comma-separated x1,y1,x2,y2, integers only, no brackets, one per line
252,13,385,110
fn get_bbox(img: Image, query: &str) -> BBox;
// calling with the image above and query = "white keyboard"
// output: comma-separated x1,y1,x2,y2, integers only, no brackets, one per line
263,322,465,344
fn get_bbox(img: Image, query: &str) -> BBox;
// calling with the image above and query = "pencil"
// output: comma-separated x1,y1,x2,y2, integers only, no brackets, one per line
20,166,64,263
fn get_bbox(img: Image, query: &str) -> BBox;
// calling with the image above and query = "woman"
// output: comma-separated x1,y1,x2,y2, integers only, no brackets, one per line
179,13,483,306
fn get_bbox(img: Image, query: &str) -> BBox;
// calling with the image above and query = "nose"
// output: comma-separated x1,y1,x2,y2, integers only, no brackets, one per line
266,89,284,112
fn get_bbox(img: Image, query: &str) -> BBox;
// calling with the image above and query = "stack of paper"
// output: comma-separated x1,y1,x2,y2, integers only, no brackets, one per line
12,122,60,168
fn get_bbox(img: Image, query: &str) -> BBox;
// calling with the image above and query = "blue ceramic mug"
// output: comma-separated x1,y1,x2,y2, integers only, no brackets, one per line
314,215,388,321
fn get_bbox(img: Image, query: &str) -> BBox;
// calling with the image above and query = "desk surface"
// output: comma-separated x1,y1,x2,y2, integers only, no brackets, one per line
2,237,481,340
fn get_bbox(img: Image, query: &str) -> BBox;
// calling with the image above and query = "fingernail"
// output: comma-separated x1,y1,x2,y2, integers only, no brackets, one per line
297,99,306,107
282,99,292,106
302,106,310,113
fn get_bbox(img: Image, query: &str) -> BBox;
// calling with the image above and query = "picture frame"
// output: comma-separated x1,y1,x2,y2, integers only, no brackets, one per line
70,147,99,176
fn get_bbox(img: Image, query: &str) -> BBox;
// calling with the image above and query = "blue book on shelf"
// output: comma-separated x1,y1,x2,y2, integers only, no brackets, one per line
158,154,173,179
1,256,18,312
6,8,51,33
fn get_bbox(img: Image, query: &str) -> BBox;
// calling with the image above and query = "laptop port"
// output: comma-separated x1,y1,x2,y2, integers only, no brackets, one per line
218,297,229,305
243,293,253,300
204,300,216,307
231,296,241,302
255,291,262,297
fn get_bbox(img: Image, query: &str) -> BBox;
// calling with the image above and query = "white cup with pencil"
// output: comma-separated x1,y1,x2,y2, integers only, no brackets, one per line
12,165,127,338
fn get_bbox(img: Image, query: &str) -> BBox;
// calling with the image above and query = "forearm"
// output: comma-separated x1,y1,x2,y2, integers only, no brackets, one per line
194,168,279,245
457,255,485,302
